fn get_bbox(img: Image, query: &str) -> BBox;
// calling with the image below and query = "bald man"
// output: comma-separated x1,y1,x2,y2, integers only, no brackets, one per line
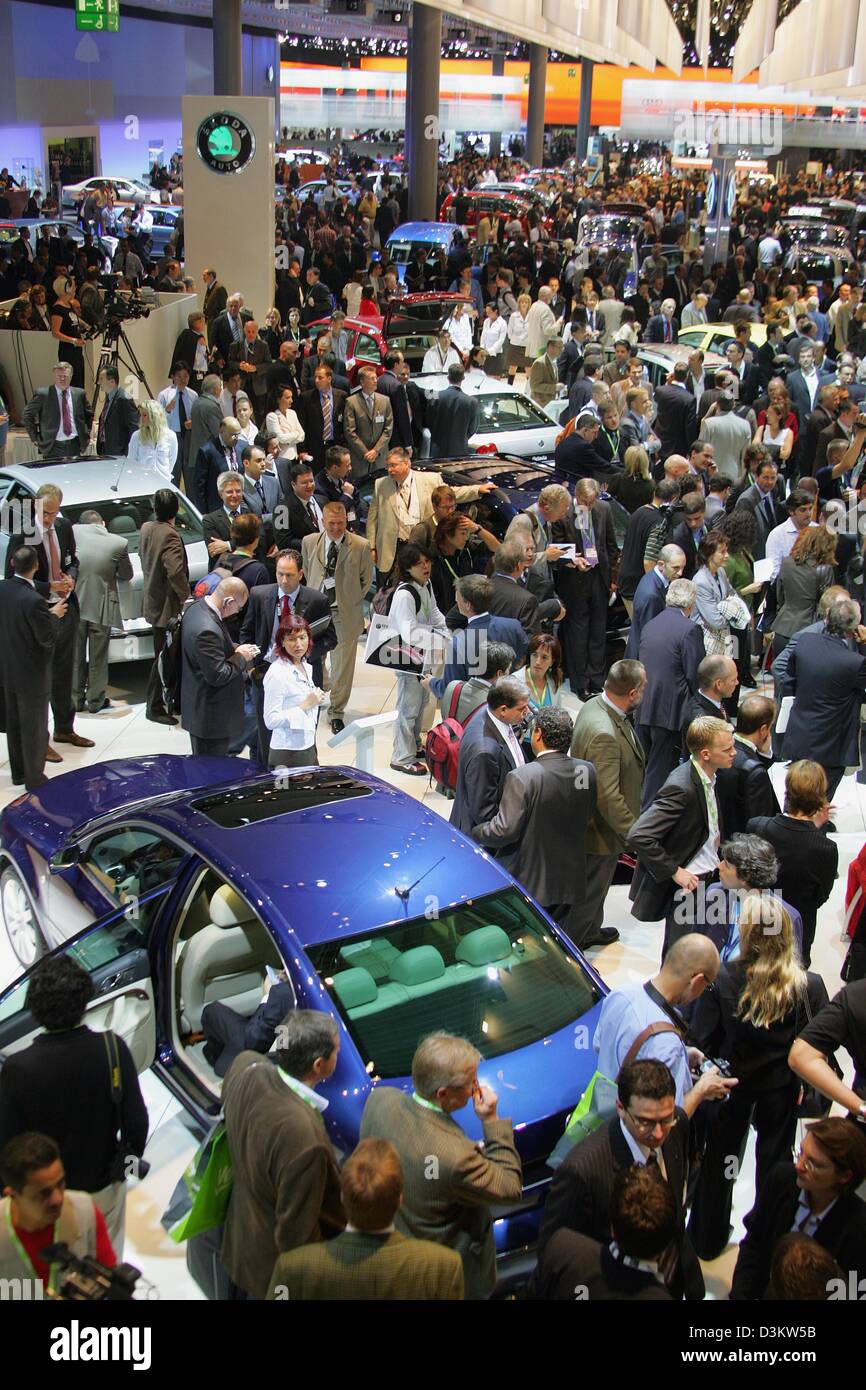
180,577,258,755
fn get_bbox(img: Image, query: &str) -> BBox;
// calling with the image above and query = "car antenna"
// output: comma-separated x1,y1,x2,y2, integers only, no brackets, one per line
394,856,445,903
109,458,125,493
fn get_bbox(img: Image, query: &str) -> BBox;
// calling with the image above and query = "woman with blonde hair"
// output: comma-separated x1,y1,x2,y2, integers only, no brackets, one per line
127,398,178,482
688,892,829,1259
505,292,532,377
606,443,653,512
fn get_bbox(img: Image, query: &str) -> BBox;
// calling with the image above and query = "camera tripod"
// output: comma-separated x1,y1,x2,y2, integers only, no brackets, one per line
89,318,155,418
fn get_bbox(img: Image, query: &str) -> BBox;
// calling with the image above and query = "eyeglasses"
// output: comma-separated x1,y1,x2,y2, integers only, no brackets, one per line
795,1146,831,1175
626,1109,677,1135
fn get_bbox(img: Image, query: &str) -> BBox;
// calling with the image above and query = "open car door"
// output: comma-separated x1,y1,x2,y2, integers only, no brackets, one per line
383,294,472,339
0,885,170,1074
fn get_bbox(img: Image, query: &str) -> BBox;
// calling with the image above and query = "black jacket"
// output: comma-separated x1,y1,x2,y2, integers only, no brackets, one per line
731,1162,866,1300
240,582,336,670
450,711,517,836
7,517,79,612
532,1230,672,1301
274,491,323,553
179,596,248,738
784,629,866,770
0,1027,147,1192
714,740,778,835
653,383,698,460
628,759,725,922
535,1112,703,1301
0,575,60,696
554,432,623,483
95,388,139,455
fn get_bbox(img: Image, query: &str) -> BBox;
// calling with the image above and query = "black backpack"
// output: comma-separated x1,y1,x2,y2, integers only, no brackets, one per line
371,582,422,617
158,601,192,717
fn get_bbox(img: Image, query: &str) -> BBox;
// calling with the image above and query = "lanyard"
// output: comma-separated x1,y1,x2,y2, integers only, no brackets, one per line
526,671,550,707
5,1204,58,1294
440,554,460,582
412,1091,442,1114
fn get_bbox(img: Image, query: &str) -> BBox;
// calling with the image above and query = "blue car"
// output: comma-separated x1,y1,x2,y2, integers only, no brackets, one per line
0,757,606,1284
385,221,467,283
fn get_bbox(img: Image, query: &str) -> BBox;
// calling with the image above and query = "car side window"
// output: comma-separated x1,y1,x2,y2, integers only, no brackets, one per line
81,827,186,908
709,335,731,354
355,333,379,361
479,397,535,431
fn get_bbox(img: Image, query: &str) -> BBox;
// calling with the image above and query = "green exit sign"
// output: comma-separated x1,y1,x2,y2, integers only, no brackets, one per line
76,0,120,31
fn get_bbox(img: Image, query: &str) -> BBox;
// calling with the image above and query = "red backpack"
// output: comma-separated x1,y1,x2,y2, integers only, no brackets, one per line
424,684,484,791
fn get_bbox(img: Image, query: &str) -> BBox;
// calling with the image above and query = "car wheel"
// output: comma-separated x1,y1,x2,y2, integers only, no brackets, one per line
0,866,45,968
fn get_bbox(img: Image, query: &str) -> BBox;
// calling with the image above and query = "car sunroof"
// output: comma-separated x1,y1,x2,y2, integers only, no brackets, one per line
190,770,373,826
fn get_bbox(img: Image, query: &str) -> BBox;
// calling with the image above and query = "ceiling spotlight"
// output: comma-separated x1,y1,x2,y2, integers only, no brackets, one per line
392,9,404,21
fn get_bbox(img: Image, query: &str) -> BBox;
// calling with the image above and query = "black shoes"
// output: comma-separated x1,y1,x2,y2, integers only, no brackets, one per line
330,718,345,735
580,927,620,949
147,710,178,725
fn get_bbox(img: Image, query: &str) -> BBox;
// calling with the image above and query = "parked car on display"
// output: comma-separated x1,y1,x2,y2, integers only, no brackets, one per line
385,221,469,283
575,212,644,297
782,244,857,287
0,756,608,1284
0,460,207,663
0,218,118,270
292,178,360,206
676,324,768,356
415,375,562,461
634,343,728,389
438,189,539,236
306,292,472,383
61,176,161,211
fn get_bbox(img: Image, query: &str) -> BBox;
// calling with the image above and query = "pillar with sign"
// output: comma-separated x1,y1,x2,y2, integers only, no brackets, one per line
75,0,119,31
702,148,738,273
182,96,275,327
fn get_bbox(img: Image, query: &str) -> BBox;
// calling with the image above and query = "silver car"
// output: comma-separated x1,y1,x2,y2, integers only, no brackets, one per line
418,375,562,460
0,460,207,662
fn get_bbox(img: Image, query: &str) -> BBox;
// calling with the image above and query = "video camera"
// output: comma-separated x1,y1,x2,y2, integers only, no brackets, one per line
44,1242,141,1301
102,283,151,325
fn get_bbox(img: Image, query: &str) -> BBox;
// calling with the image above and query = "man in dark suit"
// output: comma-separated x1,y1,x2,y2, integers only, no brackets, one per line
427,365,480,459
636,582,705,807
274,460,325,553
179,579,258,755
0,546,64,788
628,715,735,954
487,541,563,639
240,550,336,764
553,479,619,699
532,1162,676,1302
376,351,413,450
228,319,272,425
297,364,346,471
314,445,359,527
6,484,94,755
681,654,738,744
801,384,841,474
240,444,282,522
535,1059,704,1301
472,708,597,939
668,494,708,580
202,268,228,336
734,475,783,570
784,600,866,798
625,545,686,660
93,365,138,455
450,677,531,835
396,360,427,455
554,411,623,483
644,299,679,344
814,398,858,476
201,980,295,1079
201,472,252,571
209,293,252,366
653,364,698,461
194,417,243,515
170,311,208,390
22,363,90,458
186,374,224,500
714,693,779,834
427,575,527,700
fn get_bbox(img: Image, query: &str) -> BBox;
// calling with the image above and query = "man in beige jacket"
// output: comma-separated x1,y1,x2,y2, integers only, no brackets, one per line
302,501,373,733
342,364,393,481
366,447,494,579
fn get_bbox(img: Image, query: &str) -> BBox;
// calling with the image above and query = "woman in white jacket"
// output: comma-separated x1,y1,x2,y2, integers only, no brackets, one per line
389,543,448,776
263,614,328,768
127,399,178,482
265,385,305,461
505,292,531,376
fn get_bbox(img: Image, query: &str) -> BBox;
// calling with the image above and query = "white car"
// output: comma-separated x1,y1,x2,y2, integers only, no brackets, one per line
61,176,161,209
0,460,207,662
417,375,562,461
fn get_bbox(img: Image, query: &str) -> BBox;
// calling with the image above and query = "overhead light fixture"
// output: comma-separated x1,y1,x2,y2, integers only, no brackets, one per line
392,9,403,21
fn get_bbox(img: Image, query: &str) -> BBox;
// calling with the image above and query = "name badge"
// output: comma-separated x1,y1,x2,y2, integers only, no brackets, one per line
584,544,598,566
375,414,385,424
323,576,336,591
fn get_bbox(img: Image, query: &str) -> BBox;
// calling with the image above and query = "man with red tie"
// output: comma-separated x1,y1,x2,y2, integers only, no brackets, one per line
645,298,679,346
5,482,95,758
22,363,91,459
94,365,138,456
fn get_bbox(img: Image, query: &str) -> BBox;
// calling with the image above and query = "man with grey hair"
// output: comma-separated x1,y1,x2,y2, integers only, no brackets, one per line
505,484,572,601
71,508,133,713
525,284,560,358
782,596,866,797
221,1009,344,1300
635,578,705,806
360,1031,522,1299
645,297,678,345
625,543,687,660
180,575,258,755
473,707,597,940
187,372,224,498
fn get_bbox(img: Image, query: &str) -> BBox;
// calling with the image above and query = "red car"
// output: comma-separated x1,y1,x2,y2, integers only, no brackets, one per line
307,292,471,385
439,189,536,236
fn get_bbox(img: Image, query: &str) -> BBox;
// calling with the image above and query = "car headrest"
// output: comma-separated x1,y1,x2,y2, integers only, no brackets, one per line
456,925,512,968
389,945,445,987
332,967,377,1010
209,883,257,928
107,515,137,534
341,937,400,981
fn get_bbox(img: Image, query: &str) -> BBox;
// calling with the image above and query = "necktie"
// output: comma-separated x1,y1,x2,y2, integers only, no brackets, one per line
98,396,110,444
255,480,265,504
229,509,239,519
280,594,290,621
231,315,241,342
326,541,338,578
402,385,412,423
322,392,332,441
762,494,775,527
225,447,236,470
307,501,319,529
61,388,72,436
46,526,62,582
232,394,238,417
664,320,671,343
178,391,187,428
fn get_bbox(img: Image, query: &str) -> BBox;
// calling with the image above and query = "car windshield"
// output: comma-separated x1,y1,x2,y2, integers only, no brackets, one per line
477,394,549,430
388,239,440,265
308,886,602,1078
58,494,203,554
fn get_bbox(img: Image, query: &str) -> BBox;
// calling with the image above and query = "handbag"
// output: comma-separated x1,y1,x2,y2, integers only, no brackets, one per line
161,1120,234,1243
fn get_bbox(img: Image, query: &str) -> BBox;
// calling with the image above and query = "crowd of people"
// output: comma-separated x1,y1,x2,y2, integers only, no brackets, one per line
2,148,866,1302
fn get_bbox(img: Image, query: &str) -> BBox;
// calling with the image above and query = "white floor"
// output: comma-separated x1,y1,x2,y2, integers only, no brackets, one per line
0,652,859,1300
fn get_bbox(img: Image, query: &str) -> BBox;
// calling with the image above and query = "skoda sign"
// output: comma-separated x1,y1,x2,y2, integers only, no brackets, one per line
196,112,256,175
705,171,718,220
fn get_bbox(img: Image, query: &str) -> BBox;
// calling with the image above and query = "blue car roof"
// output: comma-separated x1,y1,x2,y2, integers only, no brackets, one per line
13,756,508,949
387,223,455,243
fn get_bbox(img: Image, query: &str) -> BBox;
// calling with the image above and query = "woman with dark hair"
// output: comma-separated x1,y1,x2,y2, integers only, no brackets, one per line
430,513,475,613
514,633,565,712
389,543,448,776
773,525,837,658
746,759,838,967
716,507,761,687
692,531,750,659
262,614,326,768
731,1118,866,1300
